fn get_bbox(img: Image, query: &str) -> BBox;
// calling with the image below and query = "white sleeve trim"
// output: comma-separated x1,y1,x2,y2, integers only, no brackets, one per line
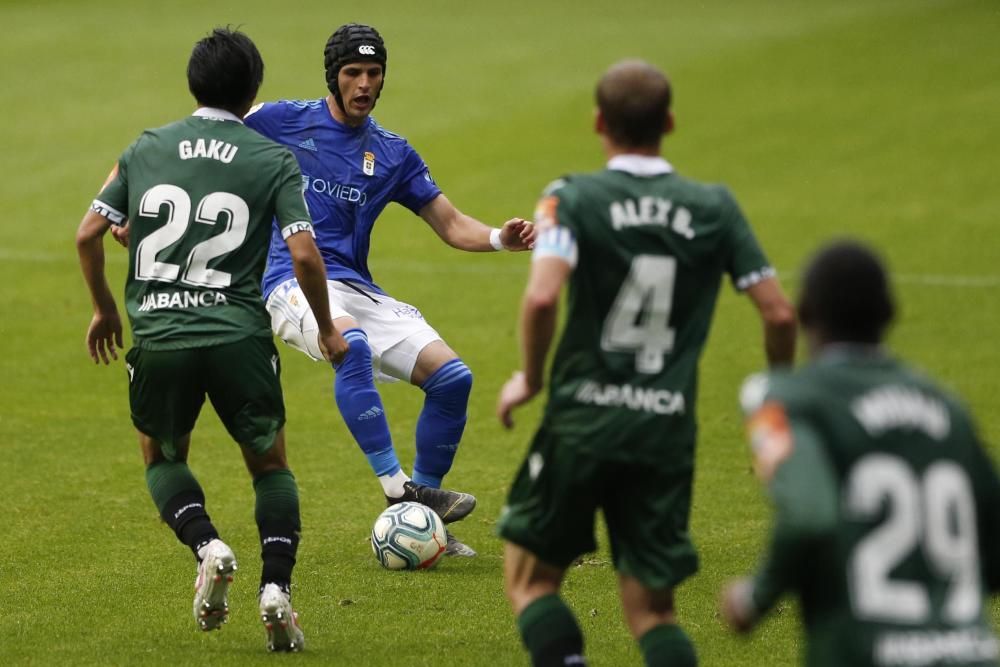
735,266,776,291
91,199,127,226
281,221,315,240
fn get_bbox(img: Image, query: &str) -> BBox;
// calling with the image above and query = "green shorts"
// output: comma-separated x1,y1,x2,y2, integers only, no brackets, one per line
497,425,699,591
125,335,285,459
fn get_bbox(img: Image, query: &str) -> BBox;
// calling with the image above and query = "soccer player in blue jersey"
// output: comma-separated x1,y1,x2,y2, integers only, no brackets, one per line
244,24,536,556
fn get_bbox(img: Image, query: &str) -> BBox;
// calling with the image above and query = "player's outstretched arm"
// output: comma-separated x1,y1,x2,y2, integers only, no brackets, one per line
745,277,797,368
722,413,837,634
419,194,535,252
76,209,123,364
496,256,570,428
285,232,349,364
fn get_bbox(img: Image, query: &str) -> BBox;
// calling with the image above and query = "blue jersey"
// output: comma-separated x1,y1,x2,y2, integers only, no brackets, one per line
245,99,441,297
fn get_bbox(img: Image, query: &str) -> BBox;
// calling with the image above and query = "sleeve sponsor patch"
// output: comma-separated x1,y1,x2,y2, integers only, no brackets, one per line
533,194,560,229
746,401,794,483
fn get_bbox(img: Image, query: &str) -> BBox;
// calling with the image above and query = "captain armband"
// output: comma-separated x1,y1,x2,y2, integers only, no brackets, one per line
531,225,578,268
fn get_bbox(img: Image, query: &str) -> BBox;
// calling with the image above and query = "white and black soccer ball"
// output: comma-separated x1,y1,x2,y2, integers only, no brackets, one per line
371,501,446,570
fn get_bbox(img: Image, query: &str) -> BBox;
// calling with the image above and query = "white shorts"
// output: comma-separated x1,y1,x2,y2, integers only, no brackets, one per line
266,278,442,382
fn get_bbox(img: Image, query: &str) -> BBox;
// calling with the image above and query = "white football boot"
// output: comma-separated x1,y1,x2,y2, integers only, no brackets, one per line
192,539,237,631
259,583,305,652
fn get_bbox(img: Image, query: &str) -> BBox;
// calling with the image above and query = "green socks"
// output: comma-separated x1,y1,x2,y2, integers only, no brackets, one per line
253,468,301,593
639,623,697,667
517,594,586,666
145,461,218,556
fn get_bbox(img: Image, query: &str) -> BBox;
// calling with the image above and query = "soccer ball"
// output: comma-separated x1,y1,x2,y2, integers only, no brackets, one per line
371,501,447,570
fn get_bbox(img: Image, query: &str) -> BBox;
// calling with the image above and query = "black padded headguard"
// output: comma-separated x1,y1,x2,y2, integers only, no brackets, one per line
324,23,387,113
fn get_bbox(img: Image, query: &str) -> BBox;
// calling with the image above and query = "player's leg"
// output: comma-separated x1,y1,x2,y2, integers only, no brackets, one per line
498,428,598,665
618,578,696,667
239,430,305,653
408,341,477,556
128,346,236,631
140,432,221,557
380,329,477,554
361,296,476,526
604,461,699,666
503,543,584,667
238,431,299,601
206,336,303,651
266,279,404,495
331,320,405,494
408,340,473,489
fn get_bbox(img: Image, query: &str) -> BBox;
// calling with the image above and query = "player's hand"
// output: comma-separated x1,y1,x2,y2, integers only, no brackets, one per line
86,311,123,364
496,371,540,429
720,578,757,634
109,222,131,248
739,372,770,417
318,329,349,365
499,218,536,251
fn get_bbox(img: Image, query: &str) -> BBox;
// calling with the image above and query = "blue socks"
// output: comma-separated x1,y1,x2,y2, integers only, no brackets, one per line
333,329,400,477
333,335,472,490
413,359,473,488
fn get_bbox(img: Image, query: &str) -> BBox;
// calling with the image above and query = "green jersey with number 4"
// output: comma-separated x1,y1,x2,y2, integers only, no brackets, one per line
93,109,312,350
537,157,772,465
751,351,1000,667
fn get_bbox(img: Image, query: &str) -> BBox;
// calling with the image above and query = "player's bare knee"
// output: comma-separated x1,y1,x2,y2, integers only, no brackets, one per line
332,315,359,333
411,341,459,386
241,431,289,476
139,431,189,465
620,577,676,637
504,543,564,613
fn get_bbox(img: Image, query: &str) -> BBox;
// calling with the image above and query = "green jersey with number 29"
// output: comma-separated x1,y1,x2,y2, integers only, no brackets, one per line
752,352,1000,667
92,109,312,350
533,156,772,464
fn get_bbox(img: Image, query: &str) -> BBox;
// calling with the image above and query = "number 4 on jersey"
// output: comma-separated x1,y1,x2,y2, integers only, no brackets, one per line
601,255,677,374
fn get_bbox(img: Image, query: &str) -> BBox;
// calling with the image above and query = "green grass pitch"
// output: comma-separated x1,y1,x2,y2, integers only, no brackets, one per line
1,0,998,664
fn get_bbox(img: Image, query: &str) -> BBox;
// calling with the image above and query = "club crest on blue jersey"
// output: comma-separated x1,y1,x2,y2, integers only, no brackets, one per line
363,151,375,176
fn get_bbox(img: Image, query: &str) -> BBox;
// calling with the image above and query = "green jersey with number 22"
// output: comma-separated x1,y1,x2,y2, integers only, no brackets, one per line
93,109,311,350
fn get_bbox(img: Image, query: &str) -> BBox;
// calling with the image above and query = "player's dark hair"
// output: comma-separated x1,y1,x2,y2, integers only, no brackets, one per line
324,23,387,113
187,27,264,115
596,60,672,148
798,240,896,345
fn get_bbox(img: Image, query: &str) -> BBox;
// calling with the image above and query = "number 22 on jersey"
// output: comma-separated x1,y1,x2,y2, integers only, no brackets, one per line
134,184,249,289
